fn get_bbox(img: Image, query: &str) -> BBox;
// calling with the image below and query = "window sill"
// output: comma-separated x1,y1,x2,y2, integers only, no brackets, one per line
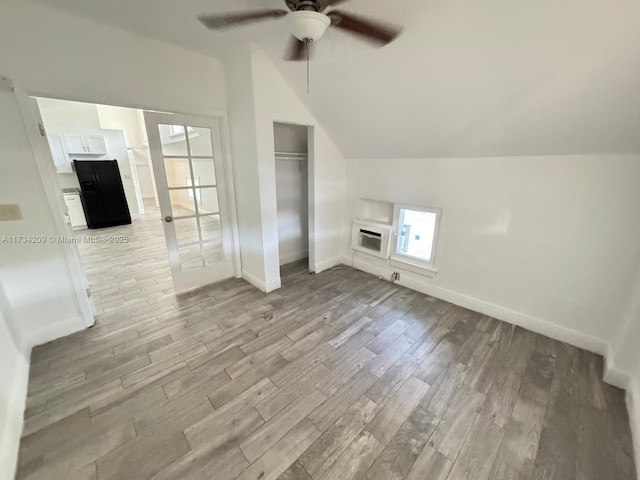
389,257,438,278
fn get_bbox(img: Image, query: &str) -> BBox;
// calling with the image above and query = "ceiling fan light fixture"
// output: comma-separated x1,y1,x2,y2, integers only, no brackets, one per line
288,11,331,42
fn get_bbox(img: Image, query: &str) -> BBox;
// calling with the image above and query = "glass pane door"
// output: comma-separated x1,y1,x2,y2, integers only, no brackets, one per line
144,112,234,292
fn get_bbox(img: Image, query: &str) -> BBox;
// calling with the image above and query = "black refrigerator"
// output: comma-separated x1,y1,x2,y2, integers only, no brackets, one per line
74,160,131,229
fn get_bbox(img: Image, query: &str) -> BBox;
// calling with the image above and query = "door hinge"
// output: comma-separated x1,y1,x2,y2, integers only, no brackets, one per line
86,288,92,298
38,123,46,137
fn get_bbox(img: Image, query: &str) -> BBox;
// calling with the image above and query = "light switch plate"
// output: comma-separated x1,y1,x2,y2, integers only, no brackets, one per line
0,204,23,221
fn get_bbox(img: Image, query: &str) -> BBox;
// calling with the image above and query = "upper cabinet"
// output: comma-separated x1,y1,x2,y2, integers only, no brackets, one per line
47,133,73,174
85,135,107,154
65,133,107,155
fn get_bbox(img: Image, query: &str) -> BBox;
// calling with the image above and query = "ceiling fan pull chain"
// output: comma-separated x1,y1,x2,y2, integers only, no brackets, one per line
306,38,311,94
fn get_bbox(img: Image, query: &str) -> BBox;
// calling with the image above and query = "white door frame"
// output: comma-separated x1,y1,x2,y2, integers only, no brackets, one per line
20,89,242,325
12,84,95,328
144,111,240,291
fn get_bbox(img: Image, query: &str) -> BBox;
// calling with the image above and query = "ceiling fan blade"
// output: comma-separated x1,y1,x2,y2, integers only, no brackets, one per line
319,0,352,10
327,10,402,46
285,36,308,61
198,10,287,29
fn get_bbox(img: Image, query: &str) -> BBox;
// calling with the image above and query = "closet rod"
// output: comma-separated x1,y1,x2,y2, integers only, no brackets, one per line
274,151,307,160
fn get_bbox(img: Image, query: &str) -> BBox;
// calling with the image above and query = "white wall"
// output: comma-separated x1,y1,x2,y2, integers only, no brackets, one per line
274,123,308,153
345,155,640,352
223,46,266,289
97,105,156,200
0,283,29,480
0,0,226,117
36,97,101,130
97,105,146,147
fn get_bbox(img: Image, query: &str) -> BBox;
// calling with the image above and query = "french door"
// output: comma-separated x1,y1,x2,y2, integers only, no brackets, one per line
144,112,235,292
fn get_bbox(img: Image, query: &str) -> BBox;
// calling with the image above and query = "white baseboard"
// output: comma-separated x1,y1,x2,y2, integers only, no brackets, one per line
242,269,281,294
265,278,282,294
25,316,87,349
314,256,345,274
603,344,633,390
0,350,29,480
341,254,608,356
242,269,266,292
279,251,308,267
627,379,640,480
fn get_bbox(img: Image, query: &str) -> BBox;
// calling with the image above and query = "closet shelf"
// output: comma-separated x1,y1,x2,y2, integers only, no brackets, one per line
275,151,307,161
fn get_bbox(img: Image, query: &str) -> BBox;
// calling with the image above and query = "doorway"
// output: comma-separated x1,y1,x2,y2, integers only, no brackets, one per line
32,96,239,318
144,112,236,292
274,122,310,272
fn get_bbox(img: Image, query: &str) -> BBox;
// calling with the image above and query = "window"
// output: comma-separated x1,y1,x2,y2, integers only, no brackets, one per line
169,125,195,137
392,204,441,271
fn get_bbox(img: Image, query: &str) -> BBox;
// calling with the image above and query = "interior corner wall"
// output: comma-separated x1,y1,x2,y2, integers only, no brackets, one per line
345,155,640,354
223,46,267,290
249,45,348,288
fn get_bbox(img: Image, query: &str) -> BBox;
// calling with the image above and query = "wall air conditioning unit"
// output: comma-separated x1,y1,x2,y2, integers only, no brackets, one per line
351,220,392,259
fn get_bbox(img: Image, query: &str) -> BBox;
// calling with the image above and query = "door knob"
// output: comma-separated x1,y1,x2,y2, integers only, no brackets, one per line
164,216,173,223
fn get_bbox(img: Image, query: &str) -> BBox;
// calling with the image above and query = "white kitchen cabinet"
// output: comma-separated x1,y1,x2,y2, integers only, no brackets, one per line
47,133,73,173
63,193,87,229
65,134,86,154
65,134,107,155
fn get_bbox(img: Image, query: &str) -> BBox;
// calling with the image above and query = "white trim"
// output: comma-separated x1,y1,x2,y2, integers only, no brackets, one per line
603,345,633,390
14,87,95,329
242,269,281,293
242,269,266,292
144,111,238,291
0,350,29,480
342,253,608,355
265,277,282,293
313,256,344,274
627,378,640,480
24,317,88,349
389,258,438,278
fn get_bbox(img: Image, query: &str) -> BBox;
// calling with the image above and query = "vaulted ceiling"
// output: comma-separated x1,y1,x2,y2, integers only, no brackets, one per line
29,0,640,158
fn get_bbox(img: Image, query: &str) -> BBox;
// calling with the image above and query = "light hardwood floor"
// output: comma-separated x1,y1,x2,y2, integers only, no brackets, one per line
17,208,636,480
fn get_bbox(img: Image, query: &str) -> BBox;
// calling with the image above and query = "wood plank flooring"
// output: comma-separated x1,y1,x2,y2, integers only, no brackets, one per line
17,207,637,480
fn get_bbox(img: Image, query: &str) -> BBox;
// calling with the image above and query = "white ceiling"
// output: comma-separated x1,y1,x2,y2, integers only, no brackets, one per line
29,0,640,158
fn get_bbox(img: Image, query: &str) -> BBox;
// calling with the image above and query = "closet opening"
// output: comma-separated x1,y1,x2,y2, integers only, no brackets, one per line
274,122,310,273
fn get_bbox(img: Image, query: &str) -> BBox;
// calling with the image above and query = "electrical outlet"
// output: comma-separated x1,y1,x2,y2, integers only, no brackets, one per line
0,204,23,221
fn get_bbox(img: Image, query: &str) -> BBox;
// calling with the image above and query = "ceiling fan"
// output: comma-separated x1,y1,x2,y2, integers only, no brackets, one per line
197,0,403,61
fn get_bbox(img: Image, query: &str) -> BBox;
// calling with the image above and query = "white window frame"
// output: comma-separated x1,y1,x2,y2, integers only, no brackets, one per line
390,203,442,274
